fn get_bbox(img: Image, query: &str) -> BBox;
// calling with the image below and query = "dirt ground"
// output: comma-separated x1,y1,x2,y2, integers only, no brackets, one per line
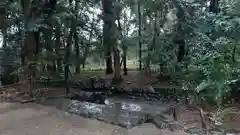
1,71,240,134
0,102,190,135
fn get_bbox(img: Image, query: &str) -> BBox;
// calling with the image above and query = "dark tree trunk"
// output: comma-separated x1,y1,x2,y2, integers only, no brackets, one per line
209,0,219,13
105,51,113,74
138,0,142,70
123,50,127,75
74,0,80,74
175,39,185,62
103,0,114,74
232,45,236,63
174,1,186,62
74,32,80,73
21,0,40,97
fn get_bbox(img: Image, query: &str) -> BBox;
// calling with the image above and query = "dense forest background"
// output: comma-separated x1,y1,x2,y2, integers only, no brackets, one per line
1,0,240,111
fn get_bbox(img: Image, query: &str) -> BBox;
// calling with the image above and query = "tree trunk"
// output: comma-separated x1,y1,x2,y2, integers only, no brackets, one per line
103,0,113,74
55,22,62,73
138,0,142,70
74,0,80,73
113,45,122,83
209,0,219,13
145,12,158,76
123,49,127,75
74,32,80,73
0,17,7,48
43,27,54,72
174,1,186,62
82,27,93,70
65,29,73,97
21,0,39,97
116,8,127,76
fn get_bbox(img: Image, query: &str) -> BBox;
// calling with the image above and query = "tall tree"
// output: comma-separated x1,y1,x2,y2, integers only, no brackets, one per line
103,0,114,74
55,21,62,73
64,0,74,96
137,0,142,70
74,0,80,73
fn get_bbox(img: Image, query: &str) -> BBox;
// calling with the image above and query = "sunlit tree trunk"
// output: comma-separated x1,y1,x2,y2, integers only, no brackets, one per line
43,27,55,73
145,12,157,76
120,9,128,75
113,44,121,81
64,28,73,96
82,30,93,69
55,22,62,73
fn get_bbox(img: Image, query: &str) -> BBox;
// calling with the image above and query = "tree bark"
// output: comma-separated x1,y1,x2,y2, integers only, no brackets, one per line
138,0,142,70
174,0,186,62
21,0,40,97
103,0,114,74
209,0,219,13
55,22,62,73
65,29,73,97
43,27,55,72
74,32,80,73
74,0,80,73
116,10,127,76
123,49,127,75
113,45,121,79
145,13,157,76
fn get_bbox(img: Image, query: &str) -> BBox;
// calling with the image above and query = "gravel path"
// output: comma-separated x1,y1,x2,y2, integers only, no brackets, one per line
0,102,189,135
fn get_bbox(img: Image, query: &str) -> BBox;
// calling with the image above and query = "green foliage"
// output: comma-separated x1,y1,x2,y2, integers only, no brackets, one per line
2,0,240,107
178,0,240,105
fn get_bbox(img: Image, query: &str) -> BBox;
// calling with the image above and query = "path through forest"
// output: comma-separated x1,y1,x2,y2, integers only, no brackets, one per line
0,102,189,135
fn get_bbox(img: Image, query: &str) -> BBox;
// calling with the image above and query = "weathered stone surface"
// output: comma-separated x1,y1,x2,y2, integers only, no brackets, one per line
67,100,105,118
153,115,184,132
105,97,171,115
102,98,172,128
98,102,149,129
70,90,106,104
36,97,173,129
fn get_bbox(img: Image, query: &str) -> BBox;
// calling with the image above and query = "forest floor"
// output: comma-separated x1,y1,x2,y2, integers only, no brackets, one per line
1,70,240,134
0,102,191,135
